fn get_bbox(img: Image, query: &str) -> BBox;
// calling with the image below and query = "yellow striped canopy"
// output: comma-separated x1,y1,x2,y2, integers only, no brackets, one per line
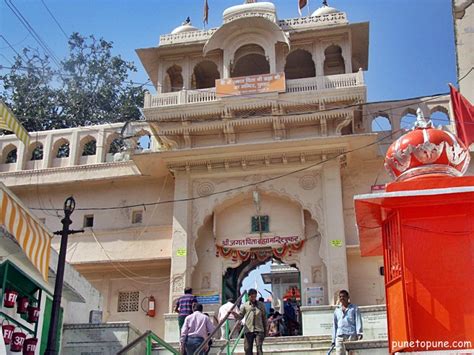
0,183,51,280
0,101,30,146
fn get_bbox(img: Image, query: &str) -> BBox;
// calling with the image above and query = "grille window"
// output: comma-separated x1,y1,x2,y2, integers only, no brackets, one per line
117,291,140,312
251,215,269,233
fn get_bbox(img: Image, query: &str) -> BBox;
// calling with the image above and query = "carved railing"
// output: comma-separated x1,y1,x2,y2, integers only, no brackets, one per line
158,13,348,46
278,12,348,31
159,28,217,46
145,71,365,108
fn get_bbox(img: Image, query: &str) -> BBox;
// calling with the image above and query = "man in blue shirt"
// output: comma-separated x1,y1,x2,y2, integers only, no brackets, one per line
332,290,363,355
175,287,198,333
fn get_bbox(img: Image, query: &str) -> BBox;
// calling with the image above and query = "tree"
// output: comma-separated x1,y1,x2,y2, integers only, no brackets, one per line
0,48,62,131
0,33,145,132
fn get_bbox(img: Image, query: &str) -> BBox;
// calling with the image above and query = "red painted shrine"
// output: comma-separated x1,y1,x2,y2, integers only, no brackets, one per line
354,110,474,353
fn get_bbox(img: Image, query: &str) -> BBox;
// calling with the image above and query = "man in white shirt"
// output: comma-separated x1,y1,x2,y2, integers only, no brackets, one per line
218,298,240,340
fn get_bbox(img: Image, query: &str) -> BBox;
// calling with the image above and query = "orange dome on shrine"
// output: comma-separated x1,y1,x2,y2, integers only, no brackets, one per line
384,109,470,181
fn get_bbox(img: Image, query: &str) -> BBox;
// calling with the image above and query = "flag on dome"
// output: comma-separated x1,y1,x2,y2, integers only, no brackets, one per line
449,84,474,147
203,0,209,25
298,0,308,16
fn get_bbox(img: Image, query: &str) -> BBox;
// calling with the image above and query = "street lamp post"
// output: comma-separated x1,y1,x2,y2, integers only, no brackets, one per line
45,197,83,355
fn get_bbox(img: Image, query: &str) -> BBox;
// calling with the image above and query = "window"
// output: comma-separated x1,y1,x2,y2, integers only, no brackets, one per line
117,291,140,312
83,215,94,228
132,210,143,224
251,215,269,233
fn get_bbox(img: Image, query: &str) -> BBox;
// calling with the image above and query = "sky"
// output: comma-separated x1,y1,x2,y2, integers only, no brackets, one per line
1,0,457,102
0,0,458,297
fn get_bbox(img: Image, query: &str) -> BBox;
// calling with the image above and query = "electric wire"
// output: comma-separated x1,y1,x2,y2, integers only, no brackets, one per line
4,0,62,68
31,127,405,212
40,0,69,40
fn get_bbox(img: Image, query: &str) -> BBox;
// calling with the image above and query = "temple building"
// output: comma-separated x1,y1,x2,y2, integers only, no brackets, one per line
0,0,463,349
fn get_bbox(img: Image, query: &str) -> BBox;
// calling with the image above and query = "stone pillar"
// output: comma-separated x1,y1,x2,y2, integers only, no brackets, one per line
169,172,193,311
321,161,349,304
95,129,106,164
68,130,80,166
314,43,325,77
157,65,164,94
183,57,191,90
223,52,231,79
42,134,53,169
342,41,352,74
15,141,26,171
268,45,276,74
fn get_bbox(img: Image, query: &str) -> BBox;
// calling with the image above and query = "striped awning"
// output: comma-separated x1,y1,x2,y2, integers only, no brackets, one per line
0,183,51,280
0,101,30,146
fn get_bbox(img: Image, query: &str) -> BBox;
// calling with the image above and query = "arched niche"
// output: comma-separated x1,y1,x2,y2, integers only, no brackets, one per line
400,108,418,130
29,142,43,161
163,65,183,93
192,60,220,89
284,49,316,79
324,45,345,76
231,44,270,78
53,138,70,158
2,144,17,164
430,106,450,127
80,136,97,156
371,114,392,132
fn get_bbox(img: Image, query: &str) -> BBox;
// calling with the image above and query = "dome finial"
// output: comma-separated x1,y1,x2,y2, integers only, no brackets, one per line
322,0,328,6
414,108,432,129
245,0,257,3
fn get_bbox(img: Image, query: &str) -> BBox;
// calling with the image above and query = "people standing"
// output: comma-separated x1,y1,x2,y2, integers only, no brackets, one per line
175,287,198,333
240,288,267,355
218,297,240,340
180,303,215,355
332,290,363,355
267,311,283,337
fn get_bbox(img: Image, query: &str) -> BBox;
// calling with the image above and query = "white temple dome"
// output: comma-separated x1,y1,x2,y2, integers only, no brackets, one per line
311,4,339,17
171,22,198,35
223,2,277,23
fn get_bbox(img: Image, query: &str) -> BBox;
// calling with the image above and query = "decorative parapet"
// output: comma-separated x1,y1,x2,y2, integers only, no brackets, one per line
159,28,217,46
158,12,347,46
223,10,276,24
144,71,364,109
0,121,156,175
278,12,348,31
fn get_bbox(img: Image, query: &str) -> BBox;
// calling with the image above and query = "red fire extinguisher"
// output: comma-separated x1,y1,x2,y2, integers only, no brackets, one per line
141,296,156,317
146,296,156,317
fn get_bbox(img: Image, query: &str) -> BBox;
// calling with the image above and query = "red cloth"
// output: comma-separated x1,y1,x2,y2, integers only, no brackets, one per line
449,84,474,147
298,0,307,14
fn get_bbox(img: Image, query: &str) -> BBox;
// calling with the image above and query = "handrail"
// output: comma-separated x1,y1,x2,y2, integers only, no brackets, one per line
117,329,179,355
230,326,245,354
193,290,247,355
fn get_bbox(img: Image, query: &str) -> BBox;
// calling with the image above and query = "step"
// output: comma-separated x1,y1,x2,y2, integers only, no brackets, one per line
153,335,333,354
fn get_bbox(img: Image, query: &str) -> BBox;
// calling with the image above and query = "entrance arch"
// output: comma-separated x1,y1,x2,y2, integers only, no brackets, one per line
191,189,327,307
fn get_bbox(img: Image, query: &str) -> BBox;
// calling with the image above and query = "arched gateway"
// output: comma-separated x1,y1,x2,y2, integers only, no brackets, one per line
192,190,323,305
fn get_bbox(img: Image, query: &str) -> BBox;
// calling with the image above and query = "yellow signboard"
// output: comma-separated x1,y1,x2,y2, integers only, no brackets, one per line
216,72,286,97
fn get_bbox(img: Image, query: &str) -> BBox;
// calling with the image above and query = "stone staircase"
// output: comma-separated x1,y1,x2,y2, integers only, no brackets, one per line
153,335,389,354
154,335,333,354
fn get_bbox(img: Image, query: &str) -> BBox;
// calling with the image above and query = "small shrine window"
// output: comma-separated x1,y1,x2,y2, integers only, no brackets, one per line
83,215,94,228
132,210,143,224
251,215,269,233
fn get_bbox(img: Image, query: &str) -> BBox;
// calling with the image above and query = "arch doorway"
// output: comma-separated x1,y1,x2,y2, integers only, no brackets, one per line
223,255,302,336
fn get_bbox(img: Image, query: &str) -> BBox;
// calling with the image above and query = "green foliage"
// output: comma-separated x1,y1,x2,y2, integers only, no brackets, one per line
0,33,145,132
